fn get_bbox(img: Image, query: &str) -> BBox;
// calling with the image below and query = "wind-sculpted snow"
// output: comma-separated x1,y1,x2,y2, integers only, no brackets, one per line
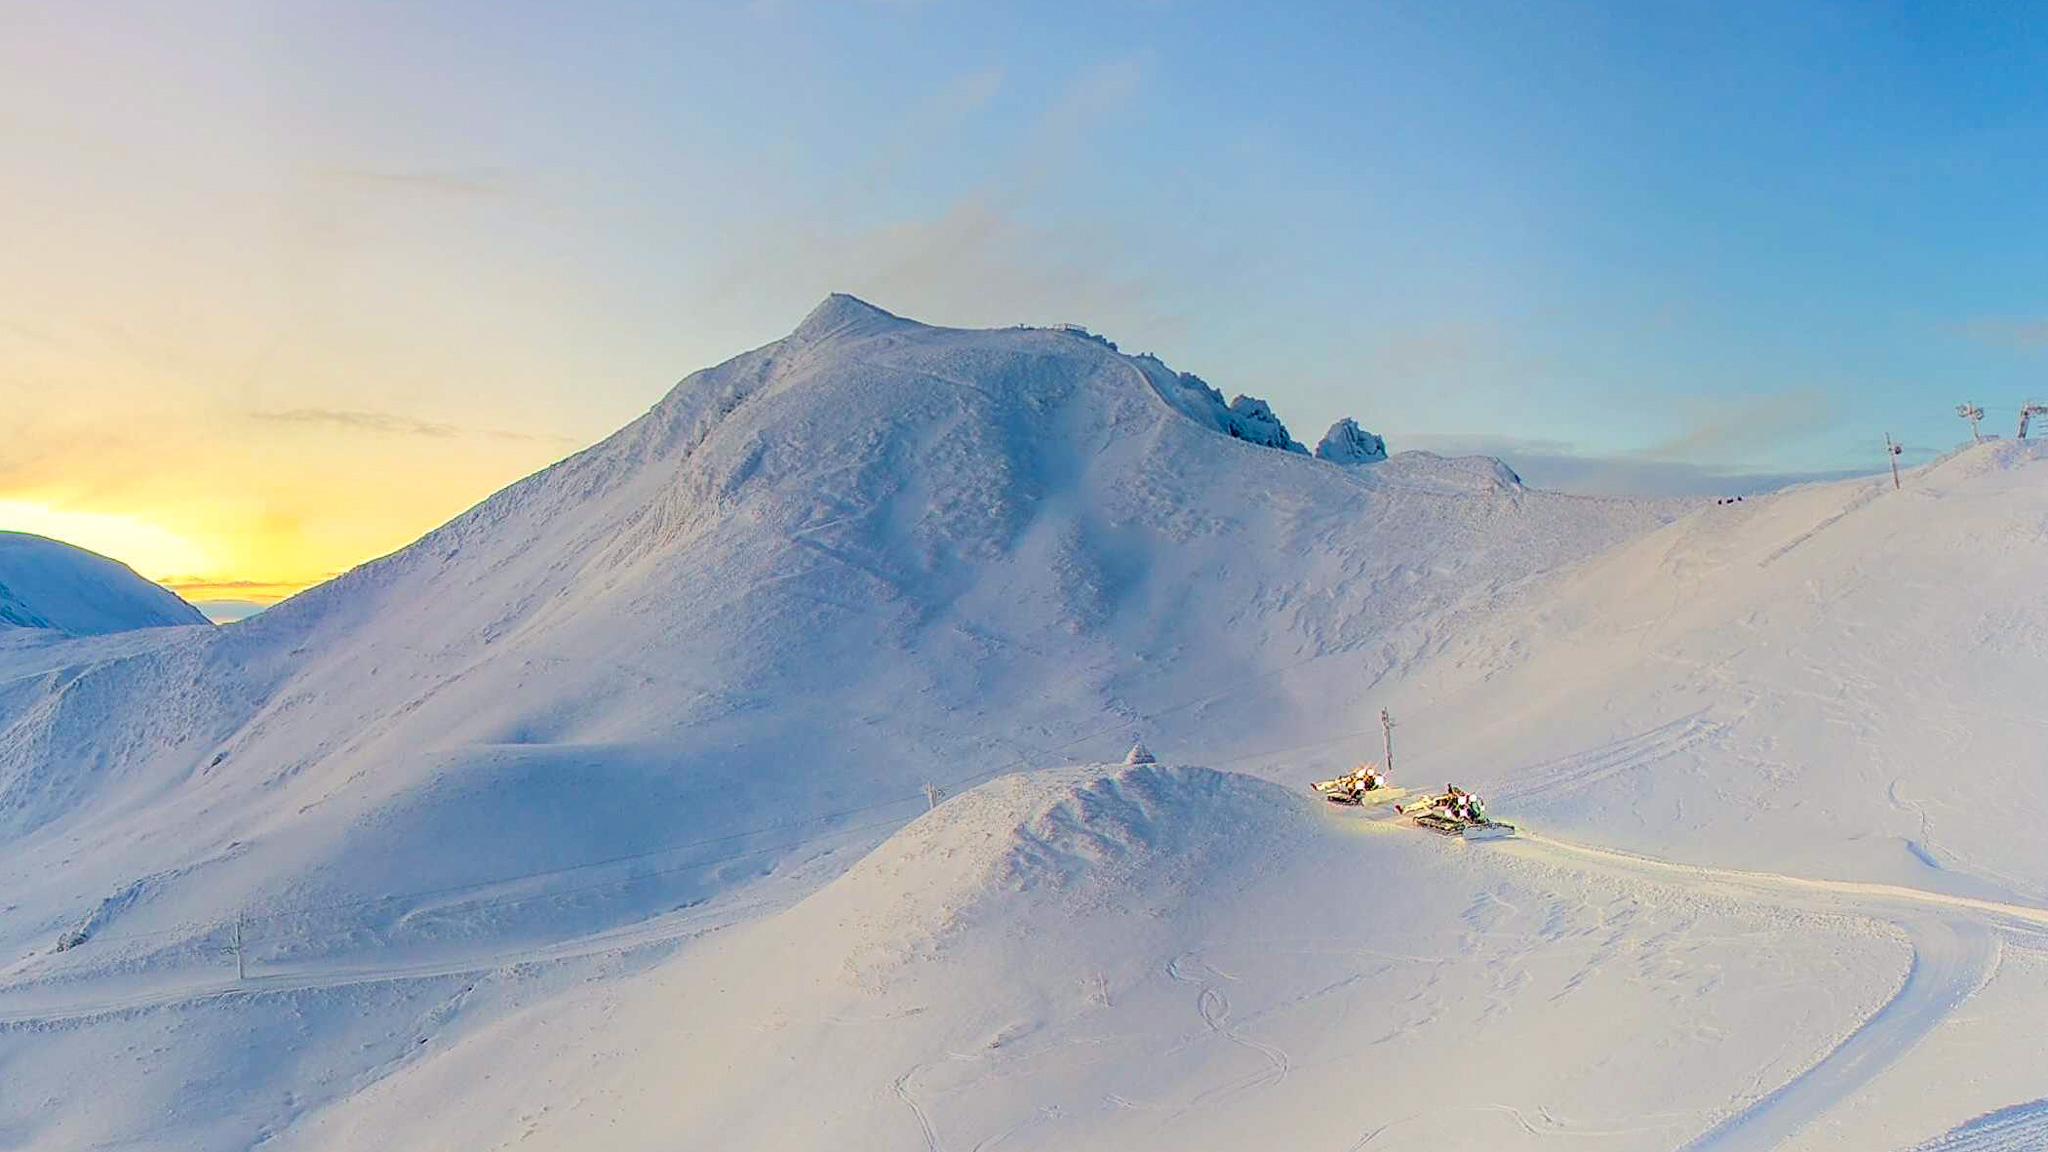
1314,417,1387,464
0,532,208,636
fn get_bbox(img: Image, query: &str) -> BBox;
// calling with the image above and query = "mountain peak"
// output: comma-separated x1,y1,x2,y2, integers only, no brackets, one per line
1315,417,1387,465
791,293,914,343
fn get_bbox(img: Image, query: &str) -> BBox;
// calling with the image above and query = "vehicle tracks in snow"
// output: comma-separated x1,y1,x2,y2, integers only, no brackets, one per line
892,1063,941,1152
0,897,774,1028
1488,712,1723,808
1673,918,1997,1152
1501,833,2045,1152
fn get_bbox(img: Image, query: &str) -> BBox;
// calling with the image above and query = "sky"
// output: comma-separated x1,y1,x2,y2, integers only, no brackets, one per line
4,0,2045,616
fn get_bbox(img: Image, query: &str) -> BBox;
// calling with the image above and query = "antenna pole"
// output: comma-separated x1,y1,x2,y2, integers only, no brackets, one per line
1957,402,1985,444
2021,401,2047,441
1380,708,1395,775
234,913,246,982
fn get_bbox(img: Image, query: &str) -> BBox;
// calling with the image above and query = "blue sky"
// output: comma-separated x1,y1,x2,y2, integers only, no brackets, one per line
5,0,2047,591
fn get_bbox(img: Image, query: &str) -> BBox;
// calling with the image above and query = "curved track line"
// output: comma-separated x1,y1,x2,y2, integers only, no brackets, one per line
1500,833,2045,1151
1511,834,2048,932
892,1064,941,1152
1675,919,1996,1152
0,898,772,1027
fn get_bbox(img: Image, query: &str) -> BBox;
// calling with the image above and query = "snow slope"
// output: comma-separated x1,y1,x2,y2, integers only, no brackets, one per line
1374,438,2048,898
4,297,2045,1151
272,763,1910,1152
0,532,208,636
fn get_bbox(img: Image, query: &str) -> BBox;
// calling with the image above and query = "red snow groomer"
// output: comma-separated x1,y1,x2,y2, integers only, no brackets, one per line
1400,785,1518,839
1310,763,1407,807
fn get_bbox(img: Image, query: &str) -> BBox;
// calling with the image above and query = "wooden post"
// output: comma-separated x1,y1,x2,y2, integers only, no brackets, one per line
923,782,940,811
1885,434,1903,490
1380,708,1395,775
233,913,246,982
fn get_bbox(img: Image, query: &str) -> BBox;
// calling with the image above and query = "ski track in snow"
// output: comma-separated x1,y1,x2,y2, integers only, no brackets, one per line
1673,918,1996,1152
1507,834,2048,1152
892,1063,941,1152
0,896,774,1027
1164,951,1292,1110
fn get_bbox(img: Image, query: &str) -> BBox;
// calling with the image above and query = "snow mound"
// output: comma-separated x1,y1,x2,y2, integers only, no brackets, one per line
1314,417,1387,464
814,763,1304,964
0,532,208,635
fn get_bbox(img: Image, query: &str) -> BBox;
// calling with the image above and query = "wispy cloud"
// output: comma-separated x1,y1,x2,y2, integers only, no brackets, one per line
190,599,271,624
1953,316,2048,352
156,577,314,595
249,408,578,446
324,168,512,197
1401,433,1880,497
1647,389,1834,464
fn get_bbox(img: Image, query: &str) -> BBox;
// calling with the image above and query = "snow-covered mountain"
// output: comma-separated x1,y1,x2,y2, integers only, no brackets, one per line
0,531,208,636
5,297,2044,1152
0,294,1672,960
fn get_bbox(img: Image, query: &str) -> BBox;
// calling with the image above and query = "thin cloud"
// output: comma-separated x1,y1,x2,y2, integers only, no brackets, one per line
1953,316,2048,352
1647,389,1834,464
156,577,309,594
325,168,511,197
1401,433,1880,497
249,408,578,446
190,599,271,623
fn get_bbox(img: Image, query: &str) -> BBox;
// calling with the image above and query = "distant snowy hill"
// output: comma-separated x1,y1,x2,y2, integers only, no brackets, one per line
6,297,2042,1152
0,531,208,635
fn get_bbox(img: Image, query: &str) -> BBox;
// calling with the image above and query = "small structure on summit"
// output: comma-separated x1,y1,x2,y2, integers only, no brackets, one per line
1315,418,1388,465
1124,742,1157,766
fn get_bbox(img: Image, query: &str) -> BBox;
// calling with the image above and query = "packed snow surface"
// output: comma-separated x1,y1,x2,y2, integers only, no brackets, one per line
2,296,2044,1151
0,531,208,636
